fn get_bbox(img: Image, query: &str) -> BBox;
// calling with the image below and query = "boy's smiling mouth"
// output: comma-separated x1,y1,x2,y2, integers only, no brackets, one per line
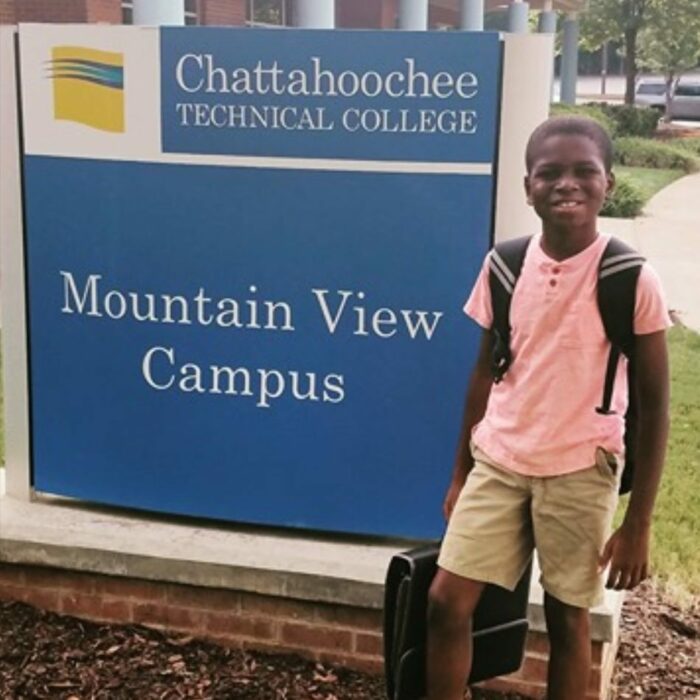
551,200,583,210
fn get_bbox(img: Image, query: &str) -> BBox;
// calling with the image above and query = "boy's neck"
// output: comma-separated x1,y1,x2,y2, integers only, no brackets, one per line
540,225,598,261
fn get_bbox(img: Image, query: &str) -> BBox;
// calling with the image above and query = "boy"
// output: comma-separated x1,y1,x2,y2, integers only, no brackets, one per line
426,117,671,700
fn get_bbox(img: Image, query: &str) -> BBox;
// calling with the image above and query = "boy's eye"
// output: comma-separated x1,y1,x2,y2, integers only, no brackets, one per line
533,164,602,180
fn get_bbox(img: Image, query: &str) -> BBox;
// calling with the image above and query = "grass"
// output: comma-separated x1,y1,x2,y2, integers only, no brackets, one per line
614,325,700,600
614,165,684,204
648,325,700,598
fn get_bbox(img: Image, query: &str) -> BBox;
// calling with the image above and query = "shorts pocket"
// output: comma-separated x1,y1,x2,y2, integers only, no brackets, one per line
595,446,620,486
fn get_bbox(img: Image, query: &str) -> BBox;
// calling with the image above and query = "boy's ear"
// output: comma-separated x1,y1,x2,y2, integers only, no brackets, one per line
524,174,533,205
606,171,616,196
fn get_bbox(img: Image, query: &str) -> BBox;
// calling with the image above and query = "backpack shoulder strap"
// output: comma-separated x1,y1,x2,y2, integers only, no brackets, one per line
596,236,645,414
488,236,531,383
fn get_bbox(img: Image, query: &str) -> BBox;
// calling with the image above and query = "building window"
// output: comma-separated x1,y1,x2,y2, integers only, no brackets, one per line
121,1,198,25
185,0,198,25
122,0,132,24
248,0,287,27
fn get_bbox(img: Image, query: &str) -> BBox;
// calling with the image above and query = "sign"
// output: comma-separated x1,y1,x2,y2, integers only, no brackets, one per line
18,25,501,537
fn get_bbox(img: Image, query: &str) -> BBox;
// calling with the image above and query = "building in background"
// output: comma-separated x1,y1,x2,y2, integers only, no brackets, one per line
0,1,599,103
0,0,395,28
0,0,568,31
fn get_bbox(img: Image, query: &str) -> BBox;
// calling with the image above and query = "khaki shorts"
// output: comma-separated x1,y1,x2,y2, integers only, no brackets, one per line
438,446,621,609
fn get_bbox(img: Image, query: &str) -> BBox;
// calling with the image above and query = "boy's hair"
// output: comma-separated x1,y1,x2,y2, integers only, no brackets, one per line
525,116,613,173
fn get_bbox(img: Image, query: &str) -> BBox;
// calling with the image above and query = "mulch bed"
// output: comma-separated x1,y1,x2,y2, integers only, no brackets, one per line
610,582,699,699
0,582,697,699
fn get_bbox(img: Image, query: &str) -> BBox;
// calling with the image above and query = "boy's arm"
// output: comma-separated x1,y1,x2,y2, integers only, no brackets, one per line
443,329,494,521
600,329,670,590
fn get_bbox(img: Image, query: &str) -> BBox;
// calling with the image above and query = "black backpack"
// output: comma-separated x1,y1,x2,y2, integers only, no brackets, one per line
488,235,645,495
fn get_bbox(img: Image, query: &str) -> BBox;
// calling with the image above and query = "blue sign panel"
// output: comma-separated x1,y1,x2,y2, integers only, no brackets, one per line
22,28,501,538
161,28,501,162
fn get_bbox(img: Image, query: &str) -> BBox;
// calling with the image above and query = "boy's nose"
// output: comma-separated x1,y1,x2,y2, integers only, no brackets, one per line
554,175,579,191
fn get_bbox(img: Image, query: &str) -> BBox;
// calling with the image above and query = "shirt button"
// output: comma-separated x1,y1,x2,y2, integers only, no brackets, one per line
552,267,561,274
549,279,557,287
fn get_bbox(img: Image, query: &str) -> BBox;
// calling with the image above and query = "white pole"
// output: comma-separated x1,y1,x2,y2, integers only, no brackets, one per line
560,12,579,104
132,0,185,26
507,0,530,34
292,0,335,28
398,0,428,30
460,0,484,30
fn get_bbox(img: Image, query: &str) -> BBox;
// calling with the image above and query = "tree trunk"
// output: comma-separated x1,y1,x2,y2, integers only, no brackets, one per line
624,27,638,105
664,73,675,123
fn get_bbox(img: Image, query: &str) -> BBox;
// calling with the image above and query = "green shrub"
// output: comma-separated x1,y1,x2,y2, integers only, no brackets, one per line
549,102,617,136
597,103,660,138
601,174,644,218
669,137,700,157
614,137,700,173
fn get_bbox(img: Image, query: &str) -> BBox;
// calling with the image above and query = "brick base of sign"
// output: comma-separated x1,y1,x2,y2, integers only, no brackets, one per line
0,562,384,674
0,563,617,698
477,630,617,700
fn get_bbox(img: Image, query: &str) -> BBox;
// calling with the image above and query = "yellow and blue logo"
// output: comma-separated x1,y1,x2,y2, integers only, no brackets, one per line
48,46,125,133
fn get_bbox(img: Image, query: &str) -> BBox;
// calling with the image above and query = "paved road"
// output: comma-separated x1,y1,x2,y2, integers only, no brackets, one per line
601,171,700,332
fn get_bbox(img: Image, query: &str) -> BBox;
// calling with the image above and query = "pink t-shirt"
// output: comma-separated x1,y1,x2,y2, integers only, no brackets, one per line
465,233,671,476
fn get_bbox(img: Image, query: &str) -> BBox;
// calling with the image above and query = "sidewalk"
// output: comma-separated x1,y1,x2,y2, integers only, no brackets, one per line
600,170,700,333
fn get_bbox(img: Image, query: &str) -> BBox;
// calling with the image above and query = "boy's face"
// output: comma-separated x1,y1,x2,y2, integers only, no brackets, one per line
524,134,614,231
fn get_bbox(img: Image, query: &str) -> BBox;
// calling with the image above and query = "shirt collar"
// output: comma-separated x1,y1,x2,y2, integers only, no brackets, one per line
531,232,609,269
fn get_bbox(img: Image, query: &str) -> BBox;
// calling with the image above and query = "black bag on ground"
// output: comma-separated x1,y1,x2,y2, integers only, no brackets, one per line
383,543,532,700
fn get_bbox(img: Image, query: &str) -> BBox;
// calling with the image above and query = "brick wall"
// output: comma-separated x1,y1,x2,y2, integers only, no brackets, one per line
199,0,246,26
0,562,618,697
336,0,397,29
379,0,398,29
0,0,15,24
86,0,121,24
478,629,616,700
14,0,88,23
429,4,458,28
0,0,251,26
337,0,380,28
0,0,398,28
0,563,383,674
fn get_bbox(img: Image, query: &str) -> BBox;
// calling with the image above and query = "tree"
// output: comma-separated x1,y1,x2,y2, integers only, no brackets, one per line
579,0,650,105
251,0,284,26
638,0,700,121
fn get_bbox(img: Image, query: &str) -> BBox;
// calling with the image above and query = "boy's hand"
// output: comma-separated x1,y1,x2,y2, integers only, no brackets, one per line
598,331,668,592
442,477,466,522
598,521,651,590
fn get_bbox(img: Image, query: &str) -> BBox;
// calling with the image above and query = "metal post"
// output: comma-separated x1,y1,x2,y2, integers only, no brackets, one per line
460,0,484,30
601,41,608,96
537,3,556,101
560,12,579,104
292,0,335,28
398,0,428,30
132,0,185,25
537,10,556,34
507,0,529,34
